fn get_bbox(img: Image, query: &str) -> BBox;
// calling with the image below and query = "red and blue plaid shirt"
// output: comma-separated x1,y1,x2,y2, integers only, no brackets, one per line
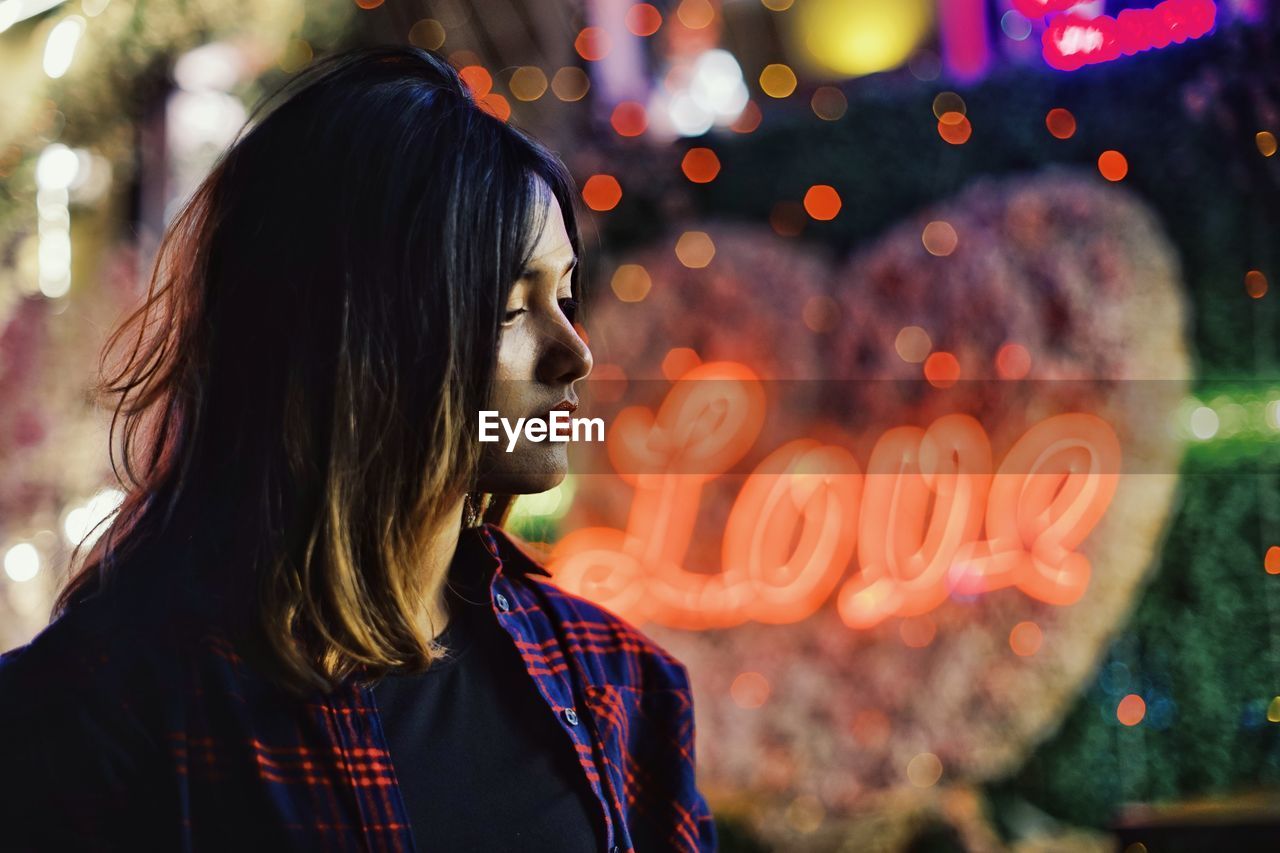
0,522,717,852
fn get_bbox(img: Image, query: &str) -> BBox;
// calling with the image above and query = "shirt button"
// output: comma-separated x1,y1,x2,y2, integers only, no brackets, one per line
494,592,510,612
562,707,579,726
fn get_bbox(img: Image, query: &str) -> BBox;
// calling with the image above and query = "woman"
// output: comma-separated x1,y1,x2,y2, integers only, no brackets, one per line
0,46,717,852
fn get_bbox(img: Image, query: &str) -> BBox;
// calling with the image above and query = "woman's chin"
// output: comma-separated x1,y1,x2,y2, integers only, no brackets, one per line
479,459,568,496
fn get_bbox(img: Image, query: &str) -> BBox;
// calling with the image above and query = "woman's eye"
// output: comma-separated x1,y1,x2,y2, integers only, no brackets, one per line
503,307,528,323
558,297,579,323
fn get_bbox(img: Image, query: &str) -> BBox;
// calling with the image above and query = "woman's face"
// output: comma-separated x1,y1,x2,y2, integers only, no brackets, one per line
475,186,592,495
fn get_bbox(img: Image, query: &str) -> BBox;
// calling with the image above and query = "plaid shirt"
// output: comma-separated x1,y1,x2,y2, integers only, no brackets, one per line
0,522,717,852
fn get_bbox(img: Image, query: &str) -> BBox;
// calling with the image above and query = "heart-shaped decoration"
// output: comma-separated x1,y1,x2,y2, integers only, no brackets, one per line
541,169,1190,839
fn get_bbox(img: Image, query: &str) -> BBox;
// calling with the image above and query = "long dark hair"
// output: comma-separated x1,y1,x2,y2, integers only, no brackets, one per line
55,45,585,694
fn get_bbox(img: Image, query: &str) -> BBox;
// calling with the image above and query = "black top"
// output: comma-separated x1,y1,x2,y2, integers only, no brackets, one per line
371,528,607,852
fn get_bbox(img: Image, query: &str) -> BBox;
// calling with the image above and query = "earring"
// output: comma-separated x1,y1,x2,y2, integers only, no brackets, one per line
462,491,483,528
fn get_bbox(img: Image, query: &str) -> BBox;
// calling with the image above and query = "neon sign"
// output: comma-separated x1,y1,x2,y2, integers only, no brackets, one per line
548,362,1121,631
1015,0,1217,71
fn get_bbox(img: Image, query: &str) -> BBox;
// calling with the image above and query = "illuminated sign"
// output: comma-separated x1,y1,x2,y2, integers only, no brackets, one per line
548,362,1121,631
1016,0,1218,71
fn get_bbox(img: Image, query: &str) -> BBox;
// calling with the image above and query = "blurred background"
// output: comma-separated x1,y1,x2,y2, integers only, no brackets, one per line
2,0,1279,850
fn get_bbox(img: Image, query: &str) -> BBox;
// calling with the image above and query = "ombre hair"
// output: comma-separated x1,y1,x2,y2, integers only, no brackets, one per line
54,46,584,694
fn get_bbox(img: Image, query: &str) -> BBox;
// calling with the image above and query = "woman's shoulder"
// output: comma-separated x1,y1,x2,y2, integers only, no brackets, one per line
0,582,198,842
0,574,210,724
485,523,693,694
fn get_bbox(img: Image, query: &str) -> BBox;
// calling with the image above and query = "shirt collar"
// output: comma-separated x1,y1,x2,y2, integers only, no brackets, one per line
475,522,553,578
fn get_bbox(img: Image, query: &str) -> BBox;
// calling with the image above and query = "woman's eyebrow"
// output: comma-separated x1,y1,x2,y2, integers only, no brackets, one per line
520,255,578,280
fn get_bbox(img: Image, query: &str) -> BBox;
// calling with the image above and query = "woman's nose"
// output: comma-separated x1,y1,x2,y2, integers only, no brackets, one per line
539,316,592,386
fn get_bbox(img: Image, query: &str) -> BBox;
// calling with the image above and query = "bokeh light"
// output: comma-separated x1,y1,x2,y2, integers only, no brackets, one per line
625,3,663,37
459,65,492,98
675,231,716,267
932,92,966,118
803,184,841,220
574,27,610,61
508,66,547,101
43,16,85,79
894,326,932,363
797,0,934,77
681,147,721,183
770,201,806,236
552,67,590,101
1001,10,1033,41
677,0,716,29
802,295,840,333
1117,694,1146,726
662,346,702,379
408,19,446,51
924,351,960,387
811,86,848,121
661,49,751,137
611,101,648,137
1257,131,1278,158
1265,546,1280,575
1246,269,1268,299
3,542,39,583
922,220,958,256
730,671,771,708
449,49,482,68
582,174,622,211
938,112,972,145
1098,150,1129,181
996,343,1032,379
906,752,943,787
759,63,797,98
1010,621,1043,656
1046,107,1076,139
611,264,652,303
476,92,510,122
1189,405,1219,439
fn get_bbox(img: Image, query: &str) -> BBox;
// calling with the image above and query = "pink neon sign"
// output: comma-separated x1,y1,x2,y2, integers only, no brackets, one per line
1017,0,1218,71
547,362,1122,631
